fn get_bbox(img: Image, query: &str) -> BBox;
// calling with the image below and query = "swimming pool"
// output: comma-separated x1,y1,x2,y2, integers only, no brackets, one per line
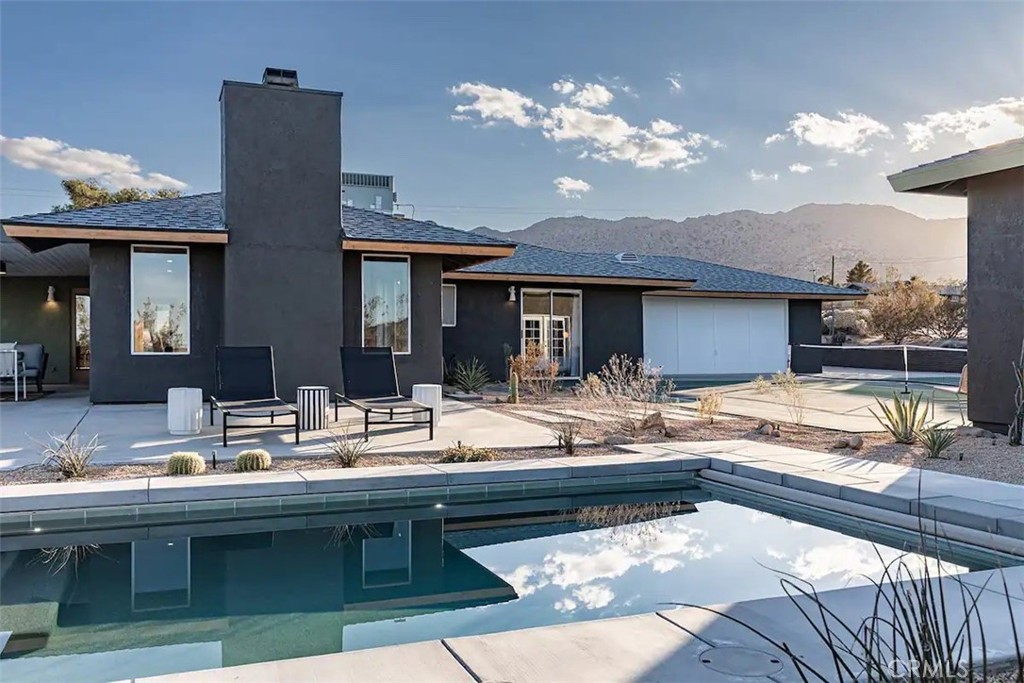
0,485,1014,682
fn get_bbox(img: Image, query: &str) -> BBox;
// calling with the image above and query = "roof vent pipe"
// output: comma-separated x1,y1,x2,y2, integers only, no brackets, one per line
615,252,640,263
262,67,299,87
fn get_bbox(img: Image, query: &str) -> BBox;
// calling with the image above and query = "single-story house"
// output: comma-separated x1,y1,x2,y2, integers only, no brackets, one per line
888,137,1024,434
1,68,859,403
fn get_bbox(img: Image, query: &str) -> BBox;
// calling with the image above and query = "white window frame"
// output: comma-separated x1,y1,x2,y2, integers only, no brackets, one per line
519,287,583,380
441,283,457,327
361,254,412,355
130,244,191,356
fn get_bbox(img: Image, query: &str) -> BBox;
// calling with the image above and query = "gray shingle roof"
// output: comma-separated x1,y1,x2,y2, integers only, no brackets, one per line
2,193,511,248
460,243,860,296
3,193,225,232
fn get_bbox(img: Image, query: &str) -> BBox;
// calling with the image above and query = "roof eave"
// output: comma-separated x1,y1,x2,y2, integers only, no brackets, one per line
340,238,515,259
888,138,1024,196
444,270,696,289
643,288,866,300
2,222,228,252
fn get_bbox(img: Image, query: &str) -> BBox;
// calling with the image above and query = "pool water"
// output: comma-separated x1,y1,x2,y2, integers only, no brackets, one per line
0,486,1009,683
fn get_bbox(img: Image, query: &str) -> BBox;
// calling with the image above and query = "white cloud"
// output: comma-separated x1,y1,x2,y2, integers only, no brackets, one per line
749,169,779,181
764,133,787,146
573,584,614,610
904,97,1024,152
783,111,892,155
666,73,683,93
571,83,615,109
554,597,578,612
597,75,637,98
0,135,187,191
650,119,682,135
452,80,720,170
551,79,576,95
449,82,546,127
789,162,813,174
553,176,593,199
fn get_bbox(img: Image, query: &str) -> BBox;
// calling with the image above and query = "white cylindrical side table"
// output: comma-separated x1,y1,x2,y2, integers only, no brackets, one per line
411,384,443,427
167,387,203,435
297,385,329,431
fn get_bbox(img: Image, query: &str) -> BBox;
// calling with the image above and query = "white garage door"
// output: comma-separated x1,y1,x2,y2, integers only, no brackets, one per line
642,297,789,375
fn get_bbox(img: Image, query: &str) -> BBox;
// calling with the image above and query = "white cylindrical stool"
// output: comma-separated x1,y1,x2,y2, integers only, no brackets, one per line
167,387,203,435
297,386,329,431
411,384,443,427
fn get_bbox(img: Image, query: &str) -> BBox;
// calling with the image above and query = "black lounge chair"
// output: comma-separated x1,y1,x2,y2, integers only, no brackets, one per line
336,346,434,441
210,346,299,447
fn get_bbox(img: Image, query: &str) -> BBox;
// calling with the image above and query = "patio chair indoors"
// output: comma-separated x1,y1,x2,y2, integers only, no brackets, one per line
336,346,433,441
210,345,299,447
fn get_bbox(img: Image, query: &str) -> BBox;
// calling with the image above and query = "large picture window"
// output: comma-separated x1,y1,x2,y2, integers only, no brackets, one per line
131,246,190,354
520,288,582,378
362,255,410,353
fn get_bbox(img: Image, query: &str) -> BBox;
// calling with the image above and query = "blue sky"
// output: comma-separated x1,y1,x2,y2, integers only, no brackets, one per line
1,2,1021,230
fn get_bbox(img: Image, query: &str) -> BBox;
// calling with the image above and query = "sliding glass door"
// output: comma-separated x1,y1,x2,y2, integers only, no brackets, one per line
520,289,582,378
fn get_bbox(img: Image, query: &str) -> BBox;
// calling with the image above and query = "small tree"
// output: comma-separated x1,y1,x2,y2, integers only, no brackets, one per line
866,279,940,344
845,260,876,285
53,178,181,212
924,285,967,340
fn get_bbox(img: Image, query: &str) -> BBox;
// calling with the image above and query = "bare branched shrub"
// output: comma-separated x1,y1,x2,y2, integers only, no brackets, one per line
582,354,667,436
322,429,373,467
40,433,99,479
576,373,606,400
752,375,771,394
551,418,585,455
509,342,559,400
866,279,941,344
32,544,102,575
697,389,723,424
772,370,806,426
1012,339,1024,447
572,502,681,541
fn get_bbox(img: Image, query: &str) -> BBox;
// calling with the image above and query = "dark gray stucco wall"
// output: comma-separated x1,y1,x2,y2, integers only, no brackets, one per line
89,243,224,403
221,81,344,400
966,167,1024,432
441,280,644,380
343,252,444,394
788,299,824,374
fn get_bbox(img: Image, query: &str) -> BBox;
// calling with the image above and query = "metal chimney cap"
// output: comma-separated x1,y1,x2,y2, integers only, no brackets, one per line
262,67,299,87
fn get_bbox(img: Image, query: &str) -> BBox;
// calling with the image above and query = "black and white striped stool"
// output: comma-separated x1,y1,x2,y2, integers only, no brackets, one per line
297,386,329,431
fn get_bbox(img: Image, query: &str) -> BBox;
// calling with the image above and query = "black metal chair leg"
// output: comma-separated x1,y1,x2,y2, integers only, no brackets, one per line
364,411,369,442
210,400,215,426
428,408,434,441
295,416,300,444
271,413,275,425
222,414,228,448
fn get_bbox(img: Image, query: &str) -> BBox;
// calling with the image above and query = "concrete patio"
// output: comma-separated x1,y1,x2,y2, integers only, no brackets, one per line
0,391,555,469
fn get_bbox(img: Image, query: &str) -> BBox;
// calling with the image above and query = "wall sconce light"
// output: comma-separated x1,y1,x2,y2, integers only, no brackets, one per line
46,286,56,303
508,286,517,303
0,260,7,275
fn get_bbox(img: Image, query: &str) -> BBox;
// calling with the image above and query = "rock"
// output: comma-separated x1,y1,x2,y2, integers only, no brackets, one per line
770,430,781,438
663,426,679,438
849,435,864,450
956,426,996,438
640,411,666,431
604,434,636,446
833,439,850,449
756,418,772,428
757,424,773,436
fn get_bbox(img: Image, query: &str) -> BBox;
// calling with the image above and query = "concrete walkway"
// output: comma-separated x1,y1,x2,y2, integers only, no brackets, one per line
0,395,554,469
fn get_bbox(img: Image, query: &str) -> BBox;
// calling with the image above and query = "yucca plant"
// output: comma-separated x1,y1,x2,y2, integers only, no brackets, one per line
871,391,928,444
166,451,206,475
916,423,957,458
323,429,372,467
551,418,585,456
40,432,100,479
235,448,272,472
451,357,490,393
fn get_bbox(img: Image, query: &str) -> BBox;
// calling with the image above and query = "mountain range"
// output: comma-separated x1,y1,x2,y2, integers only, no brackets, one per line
472,204,967,282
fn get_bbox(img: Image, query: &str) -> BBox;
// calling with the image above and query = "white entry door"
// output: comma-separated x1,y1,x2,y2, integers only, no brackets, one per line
642,297,788,375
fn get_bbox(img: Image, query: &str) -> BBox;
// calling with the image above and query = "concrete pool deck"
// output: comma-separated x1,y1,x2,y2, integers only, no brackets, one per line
0,393,555,470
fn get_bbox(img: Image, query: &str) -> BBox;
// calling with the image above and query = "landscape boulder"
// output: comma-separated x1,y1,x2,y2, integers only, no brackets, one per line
849,435,864,450
640,411,666,432
605,434,636,446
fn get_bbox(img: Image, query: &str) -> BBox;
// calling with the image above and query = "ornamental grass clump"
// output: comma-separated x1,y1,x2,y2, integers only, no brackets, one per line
438,441,497,463
871,391,928,444
235,448,272,472
450,357,490,394
166,451,206,476
915,423,958,458
40,433,99,479
551,418,585,456
697,389,724,424
323,430,373,468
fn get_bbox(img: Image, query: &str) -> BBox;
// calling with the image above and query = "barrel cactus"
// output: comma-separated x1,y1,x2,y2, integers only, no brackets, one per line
235,448,272,472
509,371,520,404
166,451,206,476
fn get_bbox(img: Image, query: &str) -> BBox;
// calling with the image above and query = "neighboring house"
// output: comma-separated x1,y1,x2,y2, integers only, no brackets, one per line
1,67,859,403
443,244,861,381
888,137,1024,433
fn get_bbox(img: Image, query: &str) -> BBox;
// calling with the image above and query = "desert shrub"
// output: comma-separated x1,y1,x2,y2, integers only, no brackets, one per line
583,354,667,436
1010,340,1024,447
915,423,957,458
166,451,206,476
551,418,585,455
924,285,967,340
450,357,490,393
509,342,559,400
771,370,806,426
235,448,272,472
438,441,497,463
823,308,871,337
41,433,99,479
576,373,606,400
752,375,771,394
697,389,723,424
323,430,372,467
866,279,940,343
871,391,928,444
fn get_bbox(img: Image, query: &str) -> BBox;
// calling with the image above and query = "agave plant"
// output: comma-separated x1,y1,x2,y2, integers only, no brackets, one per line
451,357,490,394
871,391,928,444
916,423,958,458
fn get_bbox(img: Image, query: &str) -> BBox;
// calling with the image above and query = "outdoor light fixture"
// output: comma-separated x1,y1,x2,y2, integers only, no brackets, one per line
508,286,517,303
0,260,6,275
46,286,56,303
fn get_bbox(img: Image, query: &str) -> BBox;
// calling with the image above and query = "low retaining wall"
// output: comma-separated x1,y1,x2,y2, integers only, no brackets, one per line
818,345,967,373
